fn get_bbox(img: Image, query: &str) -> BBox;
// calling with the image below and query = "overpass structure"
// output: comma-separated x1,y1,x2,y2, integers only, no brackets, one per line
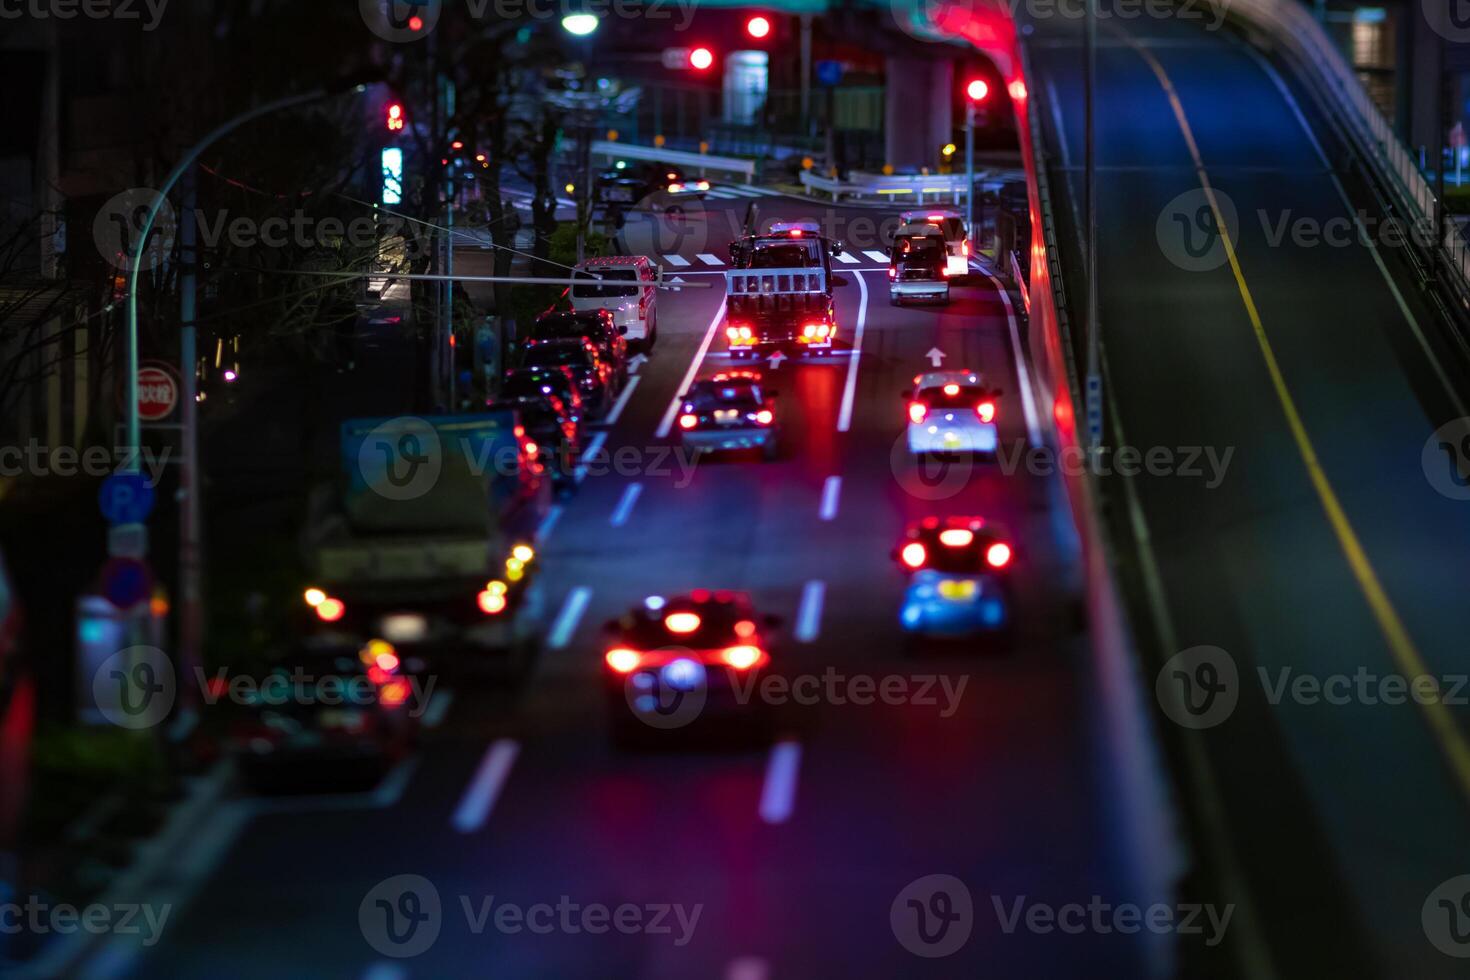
877,0,1470,976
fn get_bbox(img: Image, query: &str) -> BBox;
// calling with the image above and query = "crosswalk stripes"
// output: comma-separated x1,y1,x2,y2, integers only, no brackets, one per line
861,250,890,263
697,253,723,266
834,251,859,264
663,254,691,266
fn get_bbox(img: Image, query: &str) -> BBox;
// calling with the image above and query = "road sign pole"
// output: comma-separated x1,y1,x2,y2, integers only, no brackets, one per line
1084,0,1102,453
178,164,203,710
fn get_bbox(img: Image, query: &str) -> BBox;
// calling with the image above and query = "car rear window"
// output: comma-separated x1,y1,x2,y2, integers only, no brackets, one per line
619,599,754,649
919,384,987,408
893,236,945,259
523,344,592,368
572,268,638,298
537,314,605,339
688,381,761,408
749,241,819,268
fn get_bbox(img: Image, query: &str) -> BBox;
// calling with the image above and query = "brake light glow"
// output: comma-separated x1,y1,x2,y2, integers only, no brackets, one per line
679,413,698,430
943,383,960,395
512,544,535,562
478,589,507,614
986,542,1013,568
789,228,803,237
977,401,996,423
888,266,897,279
696,180,710,190
753,409,774,425
939,528,974,547
524,440,539,459
315,598,345,622
668,182,684,192
962,240,970,256
726,325,753,343
380,678,410,706
303,587,326,607
908,402,928,424
665,611,701,633
901,542,927,569
721,645,766,670
941,265,953,277
734,619,757,638
605,648,643,673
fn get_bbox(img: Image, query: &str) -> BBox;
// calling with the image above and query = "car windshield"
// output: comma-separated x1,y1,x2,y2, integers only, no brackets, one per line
572,268,638,298
749,241,819,268
894,236,945,259
688,381,761,409
522,344,592,369
919,384,988,408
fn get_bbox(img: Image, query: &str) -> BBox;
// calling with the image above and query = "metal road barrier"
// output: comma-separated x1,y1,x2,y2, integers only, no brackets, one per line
586,140,757,183
799,169,978,204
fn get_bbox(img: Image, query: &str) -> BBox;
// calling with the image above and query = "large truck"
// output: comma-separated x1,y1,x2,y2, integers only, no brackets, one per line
299,410,550,679
722,221,847,359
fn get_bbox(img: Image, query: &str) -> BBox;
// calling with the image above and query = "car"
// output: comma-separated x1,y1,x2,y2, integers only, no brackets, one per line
595,162,709,209
570,255,660,352
888,222,951,305
898,209,970,278
503,366,587,424
519,337,617,417
904,370,1002,455
231,643,424,790
490,393,581,495
600,591,778,744
893,516,1014,641
676,371,780,461
533,309,629,387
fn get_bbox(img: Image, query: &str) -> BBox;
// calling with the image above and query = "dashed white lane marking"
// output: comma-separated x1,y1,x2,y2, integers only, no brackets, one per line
984,273,1043,449
697,253,724,266
759,740,802,824
834,250,859,264
837,270,870,433
575,431,608,484
819,476,842,521
795,580,825,642
548,586,592,650
610,483,643,527
662,253,691,266
656,299,727,437
451,739,521,833
604,374,641,426
422,690,454,728
534,504,563,544
861,249,889,263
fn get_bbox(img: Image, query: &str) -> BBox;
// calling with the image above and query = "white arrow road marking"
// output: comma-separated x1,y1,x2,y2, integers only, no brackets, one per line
795,580,825,642
548,586,592,649
820,476,842,520
628,353,649,374
662,254,691,267
926,347,946,367
759,740,802,824
767,351,786,370
610,483,643,527
657,299,726,437
451,739,520,833
837,270,870,432
697,253,723,266
862,249,889,263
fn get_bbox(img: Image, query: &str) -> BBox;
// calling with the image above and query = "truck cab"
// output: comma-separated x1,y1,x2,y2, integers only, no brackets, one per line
723,222,845,358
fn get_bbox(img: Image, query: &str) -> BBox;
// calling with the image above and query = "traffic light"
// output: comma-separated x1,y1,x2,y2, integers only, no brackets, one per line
745,15,771,39
965,79,990,102
689,46,714,71
386,102,405,132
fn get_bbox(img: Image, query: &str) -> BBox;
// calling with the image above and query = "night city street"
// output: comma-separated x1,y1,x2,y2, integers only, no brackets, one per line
5,1,1470,977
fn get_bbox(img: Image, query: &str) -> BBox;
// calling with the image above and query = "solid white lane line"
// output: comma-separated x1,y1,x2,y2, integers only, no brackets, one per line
837,270,869,432
656,299,727,437
610,483,643,527
861,249,889,263
759,740,802,824
984,273,1043,449
726,957,770,980
819,476,842,521
663,253,691,266
795,580,825,642
834,250,859,264
575,431,608,484
548,586,592,650
604,374,641,426
697,253,724,266
421,690,454,728
451,739,520,833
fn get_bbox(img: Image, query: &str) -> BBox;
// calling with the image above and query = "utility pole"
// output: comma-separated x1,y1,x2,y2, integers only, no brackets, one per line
799,14,813,134
1084,0,1102,454
177,165,202,712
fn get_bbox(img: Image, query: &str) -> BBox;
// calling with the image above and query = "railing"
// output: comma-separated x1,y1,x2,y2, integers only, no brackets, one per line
586,140,757,182
1224,0,1470,311
724,266,827,296
799,169,975,204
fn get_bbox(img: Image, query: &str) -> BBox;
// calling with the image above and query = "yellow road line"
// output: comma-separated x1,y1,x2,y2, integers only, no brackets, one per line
1126,39,1470,798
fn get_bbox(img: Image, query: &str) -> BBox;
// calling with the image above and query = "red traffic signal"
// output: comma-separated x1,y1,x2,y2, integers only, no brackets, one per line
745,15,771,39
965,79,990,102
689,46,714,70
386,103,405,131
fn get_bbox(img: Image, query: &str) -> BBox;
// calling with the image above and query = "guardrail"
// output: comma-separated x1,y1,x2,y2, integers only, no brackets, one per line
799,169,973,204
587,140,756,183
1224,0,1470,314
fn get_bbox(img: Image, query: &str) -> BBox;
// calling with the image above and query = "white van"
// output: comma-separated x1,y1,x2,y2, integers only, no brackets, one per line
570,255,659,351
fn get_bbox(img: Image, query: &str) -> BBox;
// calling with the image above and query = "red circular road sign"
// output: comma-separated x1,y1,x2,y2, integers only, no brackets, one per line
136,365,178,421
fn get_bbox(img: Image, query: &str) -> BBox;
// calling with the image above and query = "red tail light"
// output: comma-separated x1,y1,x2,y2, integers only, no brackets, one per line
976,401,996,423
901,542,927,569
753,409,774,425
908,402,928,425
962,240,970,256
720,645,766,670
888,266,897,279
941,265,953,277
679,413,698,430
986,542,1012,568
605,648,643,673
315,598,345,622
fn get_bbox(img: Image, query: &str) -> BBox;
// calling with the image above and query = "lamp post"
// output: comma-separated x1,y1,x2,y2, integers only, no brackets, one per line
964,79,989,256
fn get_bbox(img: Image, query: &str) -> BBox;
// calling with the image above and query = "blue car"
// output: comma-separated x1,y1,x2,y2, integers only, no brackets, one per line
894,516,1014,642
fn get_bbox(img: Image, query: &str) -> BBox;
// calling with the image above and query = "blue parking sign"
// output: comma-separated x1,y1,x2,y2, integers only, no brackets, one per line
99,473,155,525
